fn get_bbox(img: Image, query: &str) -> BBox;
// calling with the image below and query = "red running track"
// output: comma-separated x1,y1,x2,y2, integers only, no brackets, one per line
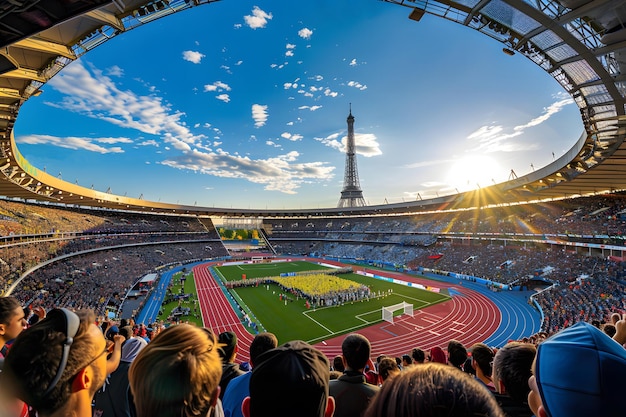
193,262,501,361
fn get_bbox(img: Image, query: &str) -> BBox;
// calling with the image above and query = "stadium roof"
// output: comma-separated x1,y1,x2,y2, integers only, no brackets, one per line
0,0,625,217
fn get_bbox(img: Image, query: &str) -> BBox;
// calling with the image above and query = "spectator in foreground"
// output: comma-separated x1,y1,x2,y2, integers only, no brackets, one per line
242,340,334,417
129,324,223,417
492,342,536,417
410,347,426,364
218,330,245,399
0,296,26,357
1,308,107,417
222,332,278,417
329,333,379,417
429,346,447,364
364,362,505,417
528,321,626,417
447,339,467,370
333,354,346,373
93,336,148,417
377,356,400,384
469,343,496,392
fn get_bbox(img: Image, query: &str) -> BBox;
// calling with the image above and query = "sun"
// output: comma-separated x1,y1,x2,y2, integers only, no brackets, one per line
445,155,504,192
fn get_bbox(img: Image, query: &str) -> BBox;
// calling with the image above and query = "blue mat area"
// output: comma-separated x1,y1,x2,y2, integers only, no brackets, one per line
136,261,205,325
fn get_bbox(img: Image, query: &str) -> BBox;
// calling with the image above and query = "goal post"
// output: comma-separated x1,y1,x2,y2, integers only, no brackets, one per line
381,302,414,324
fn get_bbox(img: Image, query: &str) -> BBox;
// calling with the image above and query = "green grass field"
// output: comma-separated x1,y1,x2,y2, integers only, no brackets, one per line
213,261,450,344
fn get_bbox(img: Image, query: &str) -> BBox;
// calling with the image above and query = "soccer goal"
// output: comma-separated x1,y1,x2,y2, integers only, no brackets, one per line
382,302,414,324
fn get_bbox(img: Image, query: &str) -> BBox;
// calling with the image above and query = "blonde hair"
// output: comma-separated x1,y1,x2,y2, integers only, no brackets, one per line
129,324,222,417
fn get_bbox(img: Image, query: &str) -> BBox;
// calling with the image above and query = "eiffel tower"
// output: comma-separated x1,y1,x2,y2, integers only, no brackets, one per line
338,105,366,208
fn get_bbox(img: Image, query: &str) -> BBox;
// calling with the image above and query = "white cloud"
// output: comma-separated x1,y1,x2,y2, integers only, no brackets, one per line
204,81,231,92
466,95,574,153
46,61,206,152
216,94,230,103
16,134,128,154
347,80,367,90
349,58,357,66
514,96,574,131
107,65,124,77
285,50,294,57
315,132,382,157
281,132,303,141
138,140,159,147
286,43,296,49
161,148,334,194
244,6,273,29
324,88,338,98
298,27,313,39
252,104,268,127
299,105,322,111
182,50,205,64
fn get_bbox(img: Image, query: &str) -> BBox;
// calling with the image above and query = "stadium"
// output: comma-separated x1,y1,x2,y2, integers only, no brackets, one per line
0,1,626,415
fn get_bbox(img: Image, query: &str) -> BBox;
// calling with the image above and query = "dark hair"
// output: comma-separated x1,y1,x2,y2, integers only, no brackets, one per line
119,325,133,340
492,342,536,403
411,348,425,363
249,332,278,365
341,333,371,371
602,323,616,338
333,355,345,372
401,354,412,365
364,363,505,417
0,296,20,325
447,340,467,368
470,343,494,377
2,309,97,415
378,357,399,381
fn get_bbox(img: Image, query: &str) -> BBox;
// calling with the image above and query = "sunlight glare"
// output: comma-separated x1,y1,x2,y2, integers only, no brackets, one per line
445,155,504,192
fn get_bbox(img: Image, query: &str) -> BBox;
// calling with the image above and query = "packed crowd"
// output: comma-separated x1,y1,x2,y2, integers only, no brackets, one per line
11,241,228,315
1,296,624,417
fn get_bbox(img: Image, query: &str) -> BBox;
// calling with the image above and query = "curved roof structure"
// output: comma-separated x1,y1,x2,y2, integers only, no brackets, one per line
0,0,625,216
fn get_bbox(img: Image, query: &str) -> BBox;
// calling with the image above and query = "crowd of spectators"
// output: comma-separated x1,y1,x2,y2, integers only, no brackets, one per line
4,304,624,417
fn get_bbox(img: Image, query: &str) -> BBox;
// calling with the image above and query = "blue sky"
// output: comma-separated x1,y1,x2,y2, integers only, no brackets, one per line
14,1,582,209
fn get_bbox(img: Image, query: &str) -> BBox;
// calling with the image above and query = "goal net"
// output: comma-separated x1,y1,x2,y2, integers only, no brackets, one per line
382,302,414,324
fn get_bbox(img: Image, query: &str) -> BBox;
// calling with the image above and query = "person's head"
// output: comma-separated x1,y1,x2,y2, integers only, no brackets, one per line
429,346,446,364
492,342,536,403
401,354,412,367
601,323,616,337
120,336,148,363
528,322,626,417
243,340,334,417
364,362,505,417
447,340,467,368
0,296,25,345
341,333,371,371
378,357,400,382
129,324,222,417
333,355,345,372
2,308,106,417
469,343,494,377
411,348,425,364
218,330,238,363
249,332,278,366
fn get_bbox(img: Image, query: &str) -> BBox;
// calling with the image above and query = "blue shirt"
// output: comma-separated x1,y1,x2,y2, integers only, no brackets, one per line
221,371,251,417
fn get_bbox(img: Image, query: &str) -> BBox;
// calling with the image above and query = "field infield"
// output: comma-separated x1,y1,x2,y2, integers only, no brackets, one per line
213,260,450,343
